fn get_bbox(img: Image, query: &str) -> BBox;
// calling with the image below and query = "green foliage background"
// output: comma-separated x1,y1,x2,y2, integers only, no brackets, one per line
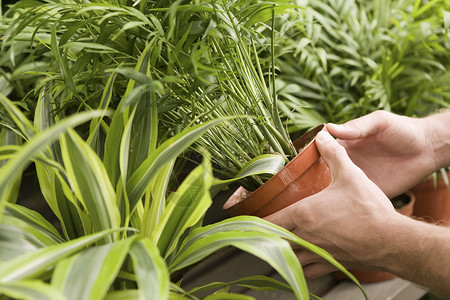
0,0,449,299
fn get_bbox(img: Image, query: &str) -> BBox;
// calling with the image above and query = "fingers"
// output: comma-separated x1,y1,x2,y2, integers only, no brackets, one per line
327,110,389,140
296,250,338,278
315,131,356,179
303,263,337,279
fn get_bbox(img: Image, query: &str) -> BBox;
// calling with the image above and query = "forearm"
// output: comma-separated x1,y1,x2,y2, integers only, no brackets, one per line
423,109,450,170
377,215,450,297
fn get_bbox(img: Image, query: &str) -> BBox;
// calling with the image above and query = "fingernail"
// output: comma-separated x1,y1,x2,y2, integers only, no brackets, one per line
326,123,342,130
316,131,334,142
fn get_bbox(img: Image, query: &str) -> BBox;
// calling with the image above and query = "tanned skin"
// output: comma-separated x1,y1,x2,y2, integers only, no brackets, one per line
265,110,450,297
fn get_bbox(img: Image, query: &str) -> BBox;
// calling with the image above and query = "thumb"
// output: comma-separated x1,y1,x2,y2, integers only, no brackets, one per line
326,111,386,140
315,131,355,179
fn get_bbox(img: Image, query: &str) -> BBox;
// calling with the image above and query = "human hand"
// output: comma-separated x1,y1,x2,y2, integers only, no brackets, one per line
265,131,402,278
327,111,437,198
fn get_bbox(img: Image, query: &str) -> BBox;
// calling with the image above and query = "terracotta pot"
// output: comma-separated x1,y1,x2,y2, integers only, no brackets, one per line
412,171,450,226
333,191,415,283
223,124,332,218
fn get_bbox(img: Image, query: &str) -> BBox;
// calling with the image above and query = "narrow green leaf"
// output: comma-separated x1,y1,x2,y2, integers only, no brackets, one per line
60,42,119,53
105,290,139,300
211,154,285,195
0,229,122,282
51,24,77,94
170,231,308,299
175,216,367,299
129,238,169,300
0,108,106,221
153,157,213,257
141,159,175,238
203,293,255,300
0,97,35,140
60,130,120,241
126,118,227,213
189,275,292,295
0,280,67,300
52,237,136,300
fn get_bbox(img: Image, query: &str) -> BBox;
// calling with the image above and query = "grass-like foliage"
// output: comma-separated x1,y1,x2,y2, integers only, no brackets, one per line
0,0,367,299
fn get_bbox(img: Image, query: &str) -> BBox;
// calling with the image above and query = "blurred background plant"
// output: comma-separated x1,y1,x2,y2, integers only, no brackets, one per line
276,0,450,132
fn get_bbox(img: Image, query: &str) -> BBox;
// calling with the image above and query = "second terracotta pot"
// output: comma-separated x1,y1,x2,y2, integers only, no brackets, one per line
412,171,450,226
223,124,332,218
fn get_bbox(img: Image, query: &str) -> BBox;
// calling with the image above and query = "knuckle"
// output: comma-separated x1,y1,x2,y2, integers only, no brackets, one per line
292,201,316,227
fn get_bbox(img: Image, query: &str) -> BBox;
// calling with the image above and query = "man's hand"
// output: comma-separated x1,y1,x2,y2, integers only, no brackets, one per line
265,131,400,278
327,111,438,198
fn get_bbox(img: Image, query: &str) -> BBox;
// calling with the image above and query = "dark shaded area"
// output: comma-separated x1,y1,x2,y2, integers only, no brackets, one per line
16,164,61,232
2,0,19,13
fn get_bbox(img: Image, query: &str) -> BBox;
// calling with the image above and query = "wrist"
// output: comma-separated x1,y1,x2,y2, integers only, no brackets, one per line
374,216,450,296
364,213,413,272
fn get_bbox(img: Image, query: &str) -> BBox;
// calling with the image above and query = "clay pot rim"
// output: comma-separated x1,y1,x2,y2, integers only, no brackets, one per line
248,123,325,191
223,123,327,213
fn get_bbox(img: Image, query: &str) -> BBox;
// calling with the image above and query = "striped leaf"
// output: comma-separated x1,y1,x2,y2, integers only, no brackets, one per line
153,157,213,257
170,230,309,299
126,118,227,213
0,229,122,283
211,154,286,195
129,238,169,300
52,237,136,300
60,130,120,241
174,216,367,299
188,275,291,295
0,280,66,300
0,108,106,221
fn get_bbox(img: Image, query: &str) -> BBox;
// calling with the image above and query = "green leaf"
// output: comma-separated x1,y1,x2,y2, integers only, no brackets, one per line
170,230,308,299
172,217,368,299
141,159,175,238
60,42,119,53
52,237,136,300
105,290,139,300
129,238,169,300
444,11,450,30
126,118,227,213
211,154,285,195
0,224,43,261
60,130,121,241
0,94,35,139
4,204,63,243
0,280,67,300
51,23,77,95
203,293,255,300
0,229,123,282
189,275,291,295
0,103,106,221
244,4,297,27
153,157,213,257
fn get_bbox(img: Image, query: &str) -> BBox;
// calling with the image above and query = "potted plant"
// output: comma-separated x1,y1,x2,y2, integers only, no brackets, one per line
0,0,368,299
161,0,337,219
412,168,450,225
223,124,331,217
